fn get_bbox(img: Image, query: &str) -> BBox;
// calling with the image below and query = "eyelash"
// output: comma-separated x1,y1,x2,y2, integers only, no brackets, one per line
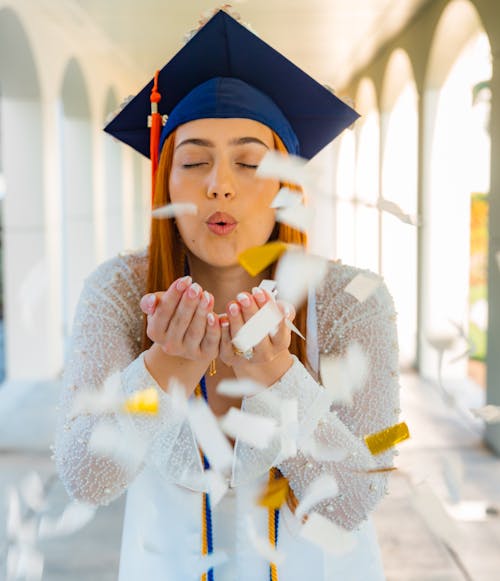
182,163,258,169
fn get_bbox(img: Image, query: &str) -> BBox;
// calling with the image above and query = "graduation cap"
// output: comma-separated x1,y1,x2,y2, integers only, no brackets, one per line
104,9,359,197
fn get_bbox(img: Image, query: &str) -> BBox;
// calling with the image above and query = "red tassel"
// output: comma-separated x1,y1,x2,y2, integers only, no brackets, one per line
150,70,162,205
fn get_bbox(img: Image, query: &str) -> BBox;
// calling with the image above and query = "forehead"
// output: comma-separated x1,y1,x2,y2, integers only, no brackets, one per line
173,117,274,147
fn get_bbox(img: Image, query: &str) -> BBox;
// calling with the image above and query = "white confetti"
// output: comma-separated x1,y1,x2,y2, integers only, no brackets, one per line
259,279,278,298
152,202,198,219
278,398,299,460
38,501,97,539
6,545,44,581
275,250,328,308
411,481,461,550
344,273,382,303
300,512,356,555
232,301,283,352
470,405,500,423
275,204,315,233
270,187,303,208
188,398,233,474
257,150,314,186
296,475,339,520
246,515,286,564
20,472,46,513
216,378,265,398
89,419,148,472
446,501,493,522
193,551,229,577
319,343,369,405
69,372,123,419
377,198,420,226
220,408,277,449
203,470,229,507
6,487,22,541
301,434,348,462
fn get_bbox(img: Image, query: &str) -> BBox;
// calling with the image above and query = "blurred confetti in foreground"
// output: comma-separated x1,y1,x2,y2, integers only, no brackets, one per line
364,422,410,455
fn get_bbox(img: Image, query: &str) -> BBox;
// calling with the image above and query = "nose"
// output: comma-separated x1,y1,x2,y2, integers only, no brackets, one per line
206,161,236,200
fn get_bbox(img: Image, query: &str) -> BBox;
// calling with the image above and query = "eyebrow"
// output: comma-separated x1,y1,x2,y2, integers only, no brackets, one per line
175,136,270,150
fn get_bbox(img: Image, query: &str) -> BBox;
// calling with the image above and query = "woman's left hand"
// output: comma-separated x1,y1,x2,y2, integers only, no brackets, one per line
219,287,295,386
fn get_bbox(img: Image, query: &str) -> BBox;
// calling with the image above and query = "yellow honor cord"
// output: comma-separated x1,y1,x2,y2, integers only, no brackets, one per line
364,421,410,455
238,241,288,276
122,387,159,414
267,468,280,581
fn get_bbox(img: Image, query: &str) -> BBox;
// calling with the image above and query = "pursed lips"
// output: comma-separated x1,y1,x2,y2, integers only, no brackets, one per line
206,211,238,235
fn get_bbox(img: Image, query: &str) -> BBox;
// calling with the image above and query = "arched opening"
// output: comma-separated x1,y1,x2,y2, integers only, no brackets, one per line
354,77,380,273
60,58,94,345
0,7,47,381
103,88,124,259
380,49,419,370
422,0,491,390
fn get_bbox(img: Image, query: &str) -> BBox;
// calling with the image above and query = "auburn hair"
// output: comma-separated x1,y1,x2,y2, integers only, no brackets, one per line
141,128,307,515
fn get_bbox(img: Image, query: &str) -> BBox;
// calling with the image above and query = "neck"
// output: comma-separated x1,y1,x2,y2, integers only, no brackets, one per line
187,253,272,313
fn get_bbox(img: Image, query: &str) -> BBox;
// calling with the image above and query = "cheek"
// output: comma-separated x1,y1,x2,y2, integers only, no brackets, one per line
168,171,197,203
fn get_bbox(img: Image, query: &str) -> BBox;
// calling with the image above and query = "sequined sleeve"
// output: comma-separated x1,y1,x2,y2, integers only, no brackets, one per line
234,263,400,531
54,253,203,506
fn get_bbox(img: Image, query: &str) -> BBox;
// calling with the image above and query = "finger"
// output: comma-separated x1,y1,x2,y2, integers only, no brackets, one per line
236,291,259,323
276,300,295,321
140,293,159,315
268,318,292,349
201,311,221,358
164,282,203,347
218,314,234,363
227,300,245,339
146,276,192,342
184,291,214,350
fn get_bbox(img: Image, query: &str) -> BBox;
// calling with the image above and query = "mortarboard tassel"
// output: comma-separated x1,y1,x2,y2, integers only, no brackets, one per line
149,70,162,204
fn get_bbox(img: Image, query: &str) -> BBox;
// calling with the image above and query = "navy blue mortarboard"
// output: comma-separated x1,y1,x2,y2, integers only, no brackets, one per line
104,9,359,161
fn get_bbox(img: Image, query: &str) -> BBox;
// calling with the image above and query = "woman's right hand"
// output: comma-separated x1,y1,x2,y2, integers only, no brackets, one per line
140,276,221,364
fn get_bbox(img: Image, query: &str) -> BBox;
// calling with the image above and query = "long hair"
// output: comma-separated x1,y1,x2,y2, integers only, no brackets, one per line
141,129,309,365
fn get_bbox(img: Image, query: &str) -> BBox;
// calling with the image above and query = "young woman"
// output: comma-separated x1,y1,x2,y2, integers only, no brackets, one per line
55,9,400,581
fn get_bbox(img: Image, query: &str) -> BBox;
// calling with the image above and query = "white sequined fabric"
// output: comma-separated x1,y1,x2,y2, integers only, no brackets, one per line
55,249,400,532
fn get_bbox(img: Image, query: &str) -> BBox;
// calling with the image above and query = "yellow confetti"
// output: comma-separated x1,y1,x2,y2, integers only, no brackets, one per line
238,241,288,276
364,422,410,455
355,467,398,474
257,476,290,509
123,388,159,414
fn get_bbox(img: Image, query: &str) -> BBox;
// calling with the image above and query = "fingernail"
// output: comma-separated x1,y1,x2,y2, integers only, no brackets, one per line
252,287,266,304
145,294,156,308
219,314,229,327
176,275,192,291
229,302,240,317
207,312,216,326
188,282,202,298
201,291,211,309
237,292,251,308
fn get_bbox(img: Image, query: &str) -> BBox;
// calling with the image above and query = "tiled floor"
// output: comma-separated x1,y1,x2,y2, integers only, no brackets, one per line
0,372,499,580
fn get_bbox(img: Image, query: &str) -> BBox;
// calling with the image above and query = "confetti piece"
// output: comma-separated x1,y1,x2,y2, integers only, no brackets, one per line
301,434,348,463
193,551,229,577
238,241,288,276
123,387,159,414
246,515,286,564
446,501,494,522
216,378,265,398
319,342,369,405
188,398,233,474
69,373,122,419
296,475,339,520
285,318,305,340
89,419,149,471
20,472,46,513
259,279,278,299
471,405,500,423
7,545,44,581
300,512,356,555
6,487,22,541
411,481,461,549
256,149,313,186
203,470,229,507
152,202,198,219
364,422,410,455
278,398,299,460
344,272,382,302
275,250,328,308
38,501,97,539
219,408,277,449
232,301,284,352
271,186,303,208
275,204,315,232
257,476,290,509
441,454,463,504
377,198,420,226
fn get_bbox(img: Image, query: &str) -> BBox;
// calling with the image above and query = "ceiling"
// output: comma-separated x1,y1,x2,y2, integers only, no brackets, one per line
73,0,431,90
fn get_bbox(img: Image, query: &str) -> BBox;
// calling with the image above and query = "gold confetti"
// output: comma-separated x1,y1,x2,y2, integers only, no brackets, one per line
356,467,398,474
364,422,410,455
123,388,159,414
257,477,290,509
238,241,287,276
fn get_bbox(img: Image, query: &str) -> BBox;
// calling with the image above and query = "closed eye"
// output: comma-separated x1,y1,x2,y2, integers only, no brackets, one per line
182,163,208,168
237,163,258,169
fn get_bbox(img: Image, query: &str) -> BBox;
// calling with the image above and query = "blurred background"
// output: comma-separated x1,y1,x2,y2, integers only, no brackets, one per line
0,0,499,579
